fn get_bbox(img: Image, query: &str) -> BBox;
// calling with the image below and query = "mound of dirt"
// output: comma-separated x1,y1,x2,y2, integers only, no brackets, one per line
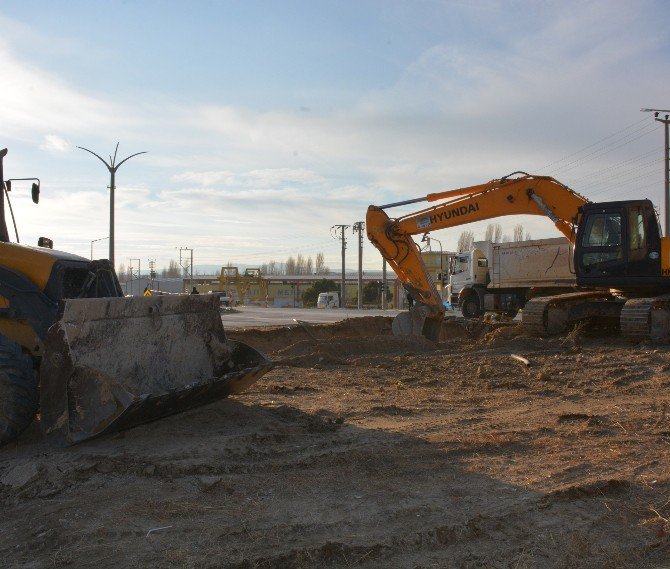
228,316,394,356
275,334,439,367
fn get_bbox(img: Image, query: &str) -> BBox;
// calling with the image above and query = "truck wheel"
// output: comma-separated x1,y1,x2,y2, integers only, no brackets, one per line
0,336,38,446
461,296,481,319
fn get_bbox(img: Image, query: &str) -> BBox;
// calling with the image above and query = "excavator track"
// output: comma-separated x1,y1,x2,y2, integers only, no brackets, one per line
620,295,670,341
522,291,622,336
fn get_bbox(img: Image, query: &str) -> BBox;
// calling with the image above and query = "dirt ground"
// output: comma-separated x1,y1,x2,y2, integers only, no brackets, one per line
2,315,670,568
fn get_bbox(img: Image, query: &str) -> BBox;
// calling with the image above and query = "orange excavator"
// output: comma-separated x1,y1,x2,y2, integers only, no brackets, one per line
367,171,670,341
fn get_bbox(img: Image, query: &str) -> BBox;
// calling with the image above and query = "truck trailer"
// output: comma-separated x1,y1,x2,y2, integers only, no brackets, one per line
447,237,576,318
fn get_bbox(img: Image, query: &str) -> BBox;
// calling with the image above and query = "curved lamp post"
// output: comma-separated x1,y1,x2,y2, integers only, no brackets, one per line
78,143,147,268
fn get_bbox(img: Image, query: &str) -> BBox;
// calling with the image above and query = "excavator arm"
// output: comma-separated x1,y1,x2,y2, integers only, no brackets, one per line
366,172,589,338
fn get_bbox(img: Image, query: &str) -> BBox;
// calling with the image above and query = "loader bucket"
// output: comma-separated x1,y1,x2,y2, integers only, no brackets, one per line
39,294,273,445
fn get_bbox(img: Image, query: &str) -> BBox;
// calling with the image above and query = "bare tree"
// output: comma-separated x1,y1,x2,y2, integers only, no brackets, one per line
315,252,329,274
525,231,532,240
161,259,181,278
117,263,128,282
513,224,524,241
295,254,307,275
285,256,296,275
306,256,313,275
260,260,281,275
457,230,474,252
484,223,503,242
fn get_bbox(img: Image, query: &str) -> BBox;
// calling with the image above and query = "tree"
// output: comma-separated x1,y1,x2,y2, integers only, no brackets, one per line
302,279,338,307
260,260,281,275
362,281,393,306
315,252,329,274
285,256,297,274
117,263,128,283
457,230,474,252
161,260,181,278
484,223,502,242
513,224,524,241
297,254,313,275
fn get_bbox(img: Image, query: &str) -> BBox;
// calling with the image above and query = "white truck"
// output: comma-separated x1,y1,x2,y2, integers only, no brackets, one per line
446,237,576,318
317,291,340,308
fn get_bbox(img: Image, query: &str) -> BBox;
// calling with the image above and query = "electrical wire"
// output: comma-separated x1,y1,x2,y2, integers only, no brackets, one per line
547,123,660,176
534,116,652,172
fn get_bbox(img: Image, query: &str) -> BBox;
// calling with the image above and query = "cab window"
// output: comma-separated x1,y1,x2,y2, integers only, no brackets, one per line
628,209,647,262
581,213,623,267
582,213,622,247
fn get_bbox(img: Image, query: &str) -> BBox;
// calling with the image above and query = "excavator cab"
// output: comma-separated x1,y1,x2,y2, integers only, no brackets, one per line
575,200,666,290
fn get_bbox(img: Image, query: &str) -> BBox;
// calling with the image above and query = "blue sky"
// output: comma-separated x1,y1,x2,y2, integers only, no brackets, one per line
0,1,668,273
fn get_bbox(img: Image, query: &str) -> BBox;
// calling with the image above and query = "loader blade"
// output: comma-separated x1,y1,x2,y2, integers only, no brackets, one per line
39,295,273,444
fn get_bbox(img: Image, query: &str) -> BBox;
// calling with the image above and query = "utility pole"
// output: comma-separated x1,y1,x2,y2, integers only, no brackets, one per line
177,247,193,293
129,258,140,296
353,222,365,309
77,143,147,269
642,108,670,234
331,224,349,308
148,259,156,289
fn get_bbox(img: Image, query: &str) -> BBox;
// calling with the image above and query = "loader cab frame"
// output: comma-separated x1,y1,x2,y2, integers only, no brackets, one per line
0,147,41,245
575,199,665,290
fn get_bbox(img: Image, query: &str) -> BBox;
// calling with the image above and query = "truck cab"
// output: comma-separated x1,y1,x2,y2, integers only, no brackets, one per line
446,247,489,307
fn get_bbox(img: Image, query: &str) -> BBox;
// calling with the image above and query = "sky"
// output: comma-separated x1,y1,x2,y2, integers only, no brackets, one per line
0,0,668,274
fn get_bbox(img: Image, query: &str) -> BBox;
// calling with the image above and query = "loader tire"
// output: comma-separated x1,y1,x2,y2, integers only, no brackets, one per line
0,335,38,446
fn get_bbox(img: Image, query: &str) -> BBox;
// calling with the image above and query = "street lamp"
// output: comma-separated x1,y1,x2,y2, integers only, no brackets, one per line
641,108,670,235
78,143,147,268
422,233,444,285
90,236,109,260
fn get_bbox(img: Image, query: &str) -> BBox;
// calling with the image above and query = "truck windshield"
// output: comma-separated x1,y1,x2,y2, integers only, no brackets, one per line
452,255,469,274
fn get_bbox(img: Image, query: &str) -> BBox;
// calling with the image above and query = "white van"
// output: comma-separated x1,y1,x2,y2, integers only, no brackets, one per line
317,291,339,308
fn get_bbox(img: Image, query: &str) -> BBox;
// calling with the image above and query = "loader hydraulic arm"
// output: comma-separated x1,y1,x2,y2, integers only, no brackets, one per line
366,172,589,315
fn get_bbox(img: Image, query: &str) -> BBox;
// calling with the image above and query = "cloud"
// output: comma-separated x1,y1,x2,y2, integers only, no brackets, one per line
1,2,667,271
39,134,71,154
171,170,236,186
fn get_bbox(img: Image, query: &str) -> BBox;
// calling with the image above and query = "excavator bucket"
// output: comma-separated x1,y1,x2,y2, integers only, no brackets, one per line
392,305,445,342
39,294,273,445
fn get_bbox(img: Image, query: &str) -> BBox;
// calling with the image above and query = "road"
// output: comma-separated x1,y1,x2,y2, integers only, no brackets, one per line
221,305,403,328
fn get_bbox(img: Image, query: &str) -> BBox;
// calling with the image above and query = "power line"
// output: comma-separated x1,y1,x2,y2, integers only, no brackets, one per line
547,123,660,176
576,158,662,193
534,116,651,172
567,147,659,186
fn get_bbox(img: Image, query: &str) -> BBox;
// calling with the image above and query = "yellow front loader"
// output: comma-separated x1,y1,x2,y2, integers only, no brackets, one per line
0,148,273,445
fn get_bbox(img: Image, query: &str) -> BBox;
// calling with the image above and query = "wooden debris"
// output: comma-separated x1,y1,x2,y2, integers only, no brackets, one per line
510,354,530,367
